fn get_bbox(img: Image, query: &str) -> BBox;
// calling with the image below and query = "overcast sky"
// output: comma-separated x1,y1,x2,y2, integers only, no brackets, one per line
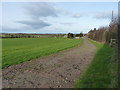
1,2,118,34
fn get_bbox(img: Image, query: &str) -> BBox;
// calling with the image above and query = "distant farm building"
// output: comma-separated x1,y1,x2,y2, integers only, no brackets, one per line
75,37,80,39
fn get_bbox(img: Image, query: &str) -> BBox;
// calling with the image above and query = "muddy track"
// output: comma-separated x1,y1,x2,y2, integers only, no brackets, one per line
2,38,96,88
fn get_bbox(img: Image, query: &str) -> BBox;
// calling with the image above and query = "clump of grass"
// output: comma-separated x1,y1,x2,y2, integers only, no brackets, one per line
108,48,118,88
76,39,116,88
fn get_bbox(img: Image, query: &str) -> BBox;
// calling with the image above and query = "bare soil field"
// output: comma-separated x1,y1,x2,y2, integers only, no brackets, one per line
2,38,96,88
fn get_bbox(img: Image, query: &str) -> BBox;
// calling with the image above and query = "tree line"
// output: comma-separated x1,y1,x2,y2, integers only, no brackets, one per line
87,19,118,46
0,33,66,38
67,32,84,38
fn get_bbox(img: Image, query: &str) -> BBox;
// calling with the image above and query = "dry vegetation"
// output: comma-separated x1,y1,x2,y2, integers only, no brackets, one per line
87,19,118,45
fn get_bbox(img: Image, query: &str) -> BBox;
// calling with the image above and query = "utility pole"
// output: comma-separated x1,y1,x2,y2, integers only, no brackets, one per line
108,11,113,44
118,2,120,54
112,10,114,22
118,1,120,88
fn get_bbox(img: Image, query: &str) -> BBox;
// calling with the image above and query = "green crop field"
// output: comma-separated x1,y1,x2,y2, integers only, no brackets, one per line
2,37,83,69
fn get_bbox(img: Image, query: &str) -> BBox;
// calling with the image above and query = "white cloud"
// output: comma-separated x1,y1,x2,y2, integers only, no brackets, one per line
72,13,83,18
60,22,75,26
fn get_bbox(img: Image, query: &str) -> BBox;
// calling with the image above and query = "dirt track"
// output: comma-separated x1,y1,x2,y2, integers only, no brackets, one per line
2,38,96,88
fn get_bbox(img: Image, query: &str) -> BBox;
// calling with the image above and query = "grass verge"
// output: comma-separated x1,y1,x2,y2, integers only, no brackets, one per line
76,39,118,88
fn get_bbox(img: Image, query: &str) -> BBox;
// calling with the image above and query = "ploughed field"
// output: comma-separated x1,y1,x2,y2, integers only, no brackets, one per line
2,37,83,68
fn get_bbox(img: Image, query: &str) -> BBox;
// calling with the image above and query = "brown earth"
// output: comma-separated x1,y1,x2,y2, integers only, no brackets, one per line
2,38,96,88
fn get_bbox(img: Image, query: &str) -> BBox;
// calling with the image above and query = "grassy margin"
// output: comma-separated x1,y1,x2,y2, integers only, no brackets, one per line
76,38,117,88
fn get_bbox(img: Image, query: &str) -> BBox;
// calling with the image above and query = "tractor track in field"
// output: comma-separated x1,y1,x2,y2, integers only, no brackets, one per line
2,38,96,88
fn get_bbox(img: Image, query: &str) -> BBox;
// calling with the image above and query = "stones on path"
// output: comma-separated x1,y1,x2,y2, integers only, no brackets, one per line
73,64,80,70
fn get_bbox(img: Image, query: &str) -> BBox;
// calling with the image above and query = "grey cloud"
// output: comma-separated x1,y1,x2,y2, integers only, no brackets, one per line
14,3,54,31
16,19,51,29
25,3,58,18
94,11,118,19
2,25,23,33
